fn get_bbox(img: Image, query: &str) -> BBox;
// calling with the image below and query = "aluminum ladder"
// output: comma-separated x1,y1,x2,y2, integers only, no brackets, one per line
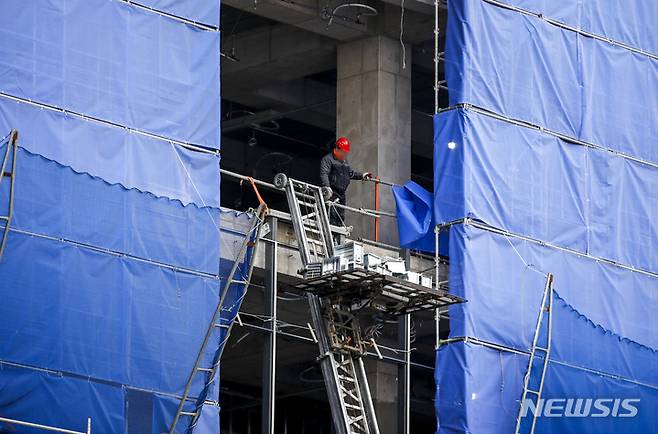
514,273,554,434
0,129,18,261
274,173,380,434
168,203,269,434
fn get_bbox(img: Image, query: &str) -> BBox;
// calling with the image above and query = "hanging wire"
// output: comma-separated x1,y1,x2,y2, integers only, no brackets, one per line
169,142,221,234
503,233,548,277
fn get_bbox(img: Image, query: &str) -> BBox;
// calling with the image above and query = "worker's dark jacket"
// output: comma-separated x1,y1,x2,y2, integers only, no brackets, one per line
319,153,362,195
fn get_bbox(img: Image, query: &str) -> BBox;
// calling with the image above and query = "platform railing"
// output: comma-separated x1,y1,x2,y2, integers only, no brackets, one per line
220,168,399,243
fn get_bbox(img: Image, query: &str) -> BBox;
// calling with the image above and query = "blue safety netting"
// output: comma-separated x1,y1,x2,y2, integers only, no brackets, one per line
444,0,658,163
427,0,658,433
0,0,220,149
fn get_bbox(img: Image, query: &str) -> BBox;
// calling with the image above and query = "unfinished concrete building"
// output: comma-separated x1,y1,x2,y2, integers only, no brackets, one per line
219,2,448,432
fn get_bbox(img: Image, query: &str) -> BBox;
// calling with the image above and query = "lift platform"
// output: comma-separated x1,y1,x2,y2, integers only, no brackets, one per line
274,172,465,434
296,268,464,316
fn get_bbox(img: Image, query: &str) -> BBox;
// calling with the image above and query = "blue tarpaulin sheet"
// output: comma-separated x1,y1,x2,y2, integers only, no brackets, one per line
432,0,658,433
0,229,216,396
0,97,221,208
436,341,658,434
0,0,220,148
0,364,125,433
1,143,219,274
138,0,220,27
434,107,658,273
498,0,658,54
0,208,253,432
444,223,658,386
0,0,226,431
392,181,435,252
445,0,658,163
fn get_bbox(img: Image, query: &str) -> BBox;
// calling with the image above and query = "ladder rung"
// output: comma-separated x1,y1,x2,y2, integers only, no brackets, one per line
181,411,198,417
197,367,213,373
526,390,540,396
297,200,316,208
231,279,249,285
214,323,229,328
534,346,549,352
344,403,364,410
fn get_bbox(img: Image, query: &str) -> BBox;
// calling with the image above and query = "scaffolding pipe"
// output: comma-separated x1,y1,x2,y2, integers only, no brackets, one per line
0,417,91,434
434,0,439,114
434,225,441,348
220,168,397,218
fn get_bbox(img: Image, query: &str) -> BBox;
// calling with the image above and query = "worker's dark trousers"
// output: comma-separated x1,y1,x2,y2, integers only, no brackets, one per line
328,191,346,226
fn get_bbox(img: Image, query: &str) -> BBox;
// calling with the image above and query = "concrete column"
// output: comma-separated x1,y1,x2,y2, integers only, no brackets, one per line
337,36,411,245
365,360,399,434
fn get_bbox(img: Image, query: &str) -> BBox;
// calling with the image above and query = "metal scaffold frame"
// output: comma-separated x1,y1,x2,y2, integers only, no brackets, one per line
515,273,554,434
220,165,436,434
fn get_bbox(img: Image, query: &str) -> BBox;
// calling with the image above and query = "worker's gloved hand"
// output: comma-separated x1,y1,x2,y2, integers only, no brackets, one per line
321,186,333,200
362,172,374,180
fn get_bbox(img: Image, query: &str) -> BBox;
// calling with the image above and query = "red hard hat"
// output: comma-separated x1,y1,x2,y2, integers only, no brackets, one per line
336,137,351,153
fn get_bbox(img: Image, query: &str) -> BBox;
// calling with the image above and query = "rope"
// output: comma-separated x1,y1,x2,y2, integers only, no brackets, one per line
241,176,269,214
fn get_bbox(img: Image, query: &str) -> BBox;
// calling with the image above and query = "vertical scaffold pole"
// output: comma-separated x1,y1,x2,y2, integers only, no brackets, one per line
434,225,440,348
0,129,18,261
434,0,439,114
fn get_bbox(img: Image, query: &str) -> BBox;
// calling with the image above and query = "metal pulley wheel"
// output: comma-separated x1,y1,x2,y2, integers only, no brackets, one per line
273,173,288,189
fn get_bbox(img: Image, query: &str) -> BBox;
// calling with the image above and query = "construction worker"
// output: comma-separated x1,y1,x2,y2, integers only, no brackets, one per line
319,137,373,226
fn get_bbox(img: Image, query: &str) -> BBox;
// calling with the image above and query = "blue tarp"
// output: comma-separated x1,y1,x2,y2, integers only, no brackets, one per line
0,230,219,395
138,0,220,27
0,208,253,432
499,0,658,54
433,0,657,433
0,364,126,433
0,0,226,431
392,181,435,252
445,0,658,163
0,0,220,148
444,223,658,385
434,107,658,272
436,341,658,434
0,97,221,208
1,143,219,274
